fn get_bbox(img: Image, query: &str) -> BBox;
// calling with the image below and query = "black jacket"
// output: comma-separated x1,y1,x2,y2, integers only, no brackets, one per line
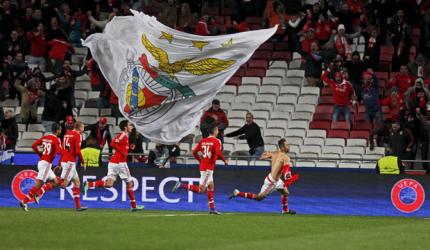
226,122,264,149
0,117,18,149
42,89,62,122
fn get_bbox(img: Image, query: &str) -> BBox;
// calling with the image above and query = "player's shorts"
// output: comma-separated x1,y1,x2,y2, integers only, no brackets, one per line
259,174,284,197
60,161,79,183
107,162,132,182
199,170,214,188
36,160,56,182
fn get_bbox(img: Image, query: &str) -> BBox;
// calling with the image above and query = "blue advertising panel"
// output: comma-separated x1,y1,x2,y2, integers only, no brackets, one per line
1,165,429,217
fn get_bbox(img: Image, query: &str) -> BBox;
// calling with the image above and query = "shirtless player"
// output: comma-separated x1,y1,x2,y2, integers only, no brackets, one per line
228,138,298,214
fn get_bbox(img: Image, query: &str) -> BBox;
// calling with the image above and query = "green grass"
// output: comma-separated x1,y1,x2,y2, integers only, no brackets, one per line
0,207,428,250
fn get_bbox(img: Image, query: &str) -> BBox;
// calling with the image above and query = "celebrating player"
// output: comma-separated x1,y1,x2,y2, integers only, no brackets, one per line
172,125,228,214
35,121,88,211
19,123,63,211
228,138,298,214
83,120,144,212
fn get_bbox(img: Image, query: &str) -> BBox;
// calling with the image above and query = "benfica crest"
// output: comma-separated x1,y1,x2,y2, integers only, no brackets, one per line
120,34,235,124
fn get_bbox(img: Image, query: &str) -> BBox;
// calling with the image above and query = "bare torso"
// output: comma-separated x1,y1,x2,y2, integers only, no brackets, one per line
262,151,290,181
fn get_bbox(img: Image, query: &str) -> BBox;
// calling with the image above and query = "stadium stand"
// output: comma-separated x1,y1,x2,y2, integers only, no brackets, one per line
1,0,429,172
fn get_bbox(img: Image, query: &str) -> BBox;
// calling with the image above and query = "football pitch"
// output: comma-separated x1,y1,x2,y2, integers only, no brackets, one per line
0,208,428,250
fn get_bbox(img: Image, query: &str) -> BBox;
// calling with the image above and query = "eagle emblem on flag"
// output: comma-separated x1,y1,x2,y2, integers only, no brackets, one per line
121,34,236,123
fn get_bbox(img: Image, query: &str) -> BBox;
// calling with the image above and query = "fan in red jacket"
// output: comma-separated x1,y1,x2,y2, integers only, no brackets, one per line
388,65,415,96
200,99,229,140
380,87,404,121
321,70,356,126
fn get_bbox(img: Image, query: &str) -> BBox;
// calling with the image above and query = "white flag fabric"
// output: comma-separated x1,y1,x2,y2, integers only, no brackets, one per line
83,10,276,144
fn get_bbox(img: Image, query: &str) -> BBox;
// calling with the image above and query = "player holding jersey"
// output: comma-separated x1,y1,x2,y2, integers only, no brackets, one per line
228,138,298,214
172,125,228,214
83,120,144,211
19,123,63,211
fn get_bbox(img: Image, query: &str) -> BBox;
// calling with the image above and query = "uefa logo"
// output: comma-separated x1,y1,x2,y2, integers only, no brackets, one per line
391,178,425,213
11,170,41,203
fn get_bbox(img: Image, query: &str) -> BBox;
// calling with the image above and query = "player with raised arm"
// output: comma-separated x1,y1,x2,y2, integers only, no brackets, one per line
228,138,299,214
172,125,228,215
19,123,63,211
83,120,144,211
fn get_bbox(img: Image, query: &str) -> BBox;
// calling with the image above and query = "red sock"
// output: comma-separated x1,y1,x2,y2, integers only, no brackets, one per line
37,182,54,196
281,194,289,212
72,187,81,209
127,188,137,209
207,189,215,209
22,186,39,204
237,191,257,200
89,180,105,188
181,183,200,193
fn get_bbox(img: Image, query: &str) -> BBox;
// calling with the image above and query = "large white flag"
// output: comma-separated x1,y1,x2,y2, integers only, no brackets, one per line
83,10,276,144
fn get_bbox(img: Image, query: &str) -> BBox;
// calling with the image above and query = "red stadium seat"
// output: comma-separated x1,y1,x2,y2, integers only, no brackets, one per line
380,53,392,71
259,42,274,51
327,130,349,139
318,96,332,105
234,67,246,77
380,45,394,56
358,105,366,113
309,121,330,130
331,122,350,130
354,112,366,122
245,68,266,78
315,105,333,114
227,76,241,86
272,51,291,61
350,130,370,139
313,113,332,121
248,59,268,70
321,87,332,96
353,122,372,131
252,51,272,60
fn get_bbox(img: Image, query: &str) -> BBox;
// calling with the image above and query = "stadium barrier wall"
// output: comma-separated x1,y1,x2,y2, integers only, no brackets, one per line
1,165,428,217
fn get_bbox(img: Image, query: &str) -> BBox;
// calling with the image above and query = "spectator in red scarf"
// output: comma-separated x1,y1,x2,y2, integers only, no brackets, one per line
84,117,112,153
404,78,430,111
380,87,404,121
388,65,415,96
333,24,353,59
321,69,356,128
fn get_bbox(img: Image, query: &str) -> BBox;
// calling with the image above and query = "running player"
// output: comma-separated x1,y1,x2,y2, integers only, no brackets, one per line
19,123,63,211
228,138,298,214
172,125,228,214
83,120,144,211
58,121,87,211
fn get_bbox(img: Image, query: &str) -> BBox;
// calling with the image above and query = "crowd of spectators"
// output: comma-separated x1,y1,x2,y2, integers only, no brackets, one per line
0,0,430,171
